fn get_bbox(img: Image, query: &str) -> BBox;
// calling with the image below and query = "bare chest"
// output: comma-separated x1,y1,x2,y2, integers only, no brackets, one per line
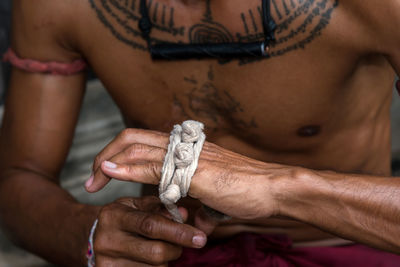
96,53,363,151
82,0,394,163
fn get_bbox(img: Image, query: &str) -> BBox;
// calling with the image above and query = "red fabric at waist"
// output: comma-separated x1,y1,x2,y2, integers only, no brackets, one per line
171,233,400,267
2,48,87,75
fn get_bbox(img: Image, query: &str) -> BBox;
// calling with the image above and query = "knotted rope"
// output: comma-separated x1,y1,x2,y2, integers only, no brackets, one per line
159,121,206,223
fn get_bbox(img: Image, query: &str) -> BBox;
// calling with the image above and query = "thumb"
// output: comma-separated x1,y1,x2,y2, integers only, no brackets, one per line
194,206,221,236
85,165,112,193
162,206,190,222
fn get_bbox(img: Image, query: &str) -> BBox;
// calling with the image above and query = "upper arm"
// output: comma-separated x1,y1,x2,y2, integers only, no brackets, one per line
360,0,400,75
383,1,400,76
347,0,400,75
0,0,87,181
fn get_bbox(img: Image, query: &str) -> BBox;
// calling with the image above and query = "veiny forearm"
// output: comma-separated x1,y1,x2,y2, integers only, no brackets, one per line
0,169,101,266
84,128,400,252
273,168,400,253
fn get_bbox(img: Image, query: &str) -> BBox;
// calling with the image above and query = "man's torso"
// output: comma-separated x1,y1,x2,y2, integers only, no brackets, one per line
68,0,396,242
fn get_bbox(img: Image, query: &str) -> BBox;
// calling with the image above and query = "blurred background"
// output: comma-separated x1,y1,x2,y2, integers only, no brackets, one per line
0,0,11,104
0,0,400,266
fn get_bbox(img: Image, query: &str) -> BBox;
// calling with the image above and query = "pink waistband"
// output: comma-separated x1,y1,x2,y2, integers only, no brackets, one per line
171,233,400,267
2,48,87,75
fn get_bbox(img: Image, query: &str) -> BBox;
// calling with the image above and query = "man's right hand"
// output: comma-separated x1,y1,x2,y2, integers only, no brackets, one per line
94,196,207,266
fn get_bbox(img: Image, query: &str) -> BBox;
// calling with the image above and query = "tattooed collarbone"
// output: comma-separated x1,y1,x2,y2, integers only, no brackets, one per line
89,0,339,65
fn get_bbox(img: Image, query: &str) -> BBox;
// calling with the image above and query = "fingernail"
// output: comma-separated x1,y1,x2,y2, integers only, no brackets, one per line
192,234,206,248
104,161,117,169
85,175,94,189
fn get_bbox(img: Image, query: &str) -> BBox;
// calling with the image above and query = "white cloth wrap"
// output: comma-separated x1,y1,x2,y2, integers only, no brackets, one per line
159,120,206,223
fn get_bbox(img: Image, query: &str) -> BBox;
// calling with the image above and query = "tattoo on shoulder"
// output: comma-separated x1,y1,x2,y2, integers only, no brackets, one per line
89,0,339,65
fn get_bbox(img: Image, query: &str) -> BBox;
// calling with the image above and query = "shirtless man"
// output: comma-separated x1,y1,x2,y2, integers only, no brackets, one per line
1,0,400,266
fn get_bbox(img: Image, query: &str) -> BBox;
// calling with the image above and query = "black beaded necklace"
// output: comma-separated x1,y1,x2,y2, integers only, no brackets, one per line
138,0,276,60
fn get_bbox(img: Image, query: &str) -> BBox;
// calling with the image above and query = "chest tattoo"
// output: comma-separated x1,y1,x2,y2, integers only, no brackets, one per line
174,66,258,132
89,0,339,65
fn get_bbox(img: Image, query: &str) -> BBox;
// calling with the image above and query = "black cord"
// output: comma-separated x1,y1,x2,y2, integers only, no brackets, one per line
139,0,276,60
139,0,152,45
262,0,276,42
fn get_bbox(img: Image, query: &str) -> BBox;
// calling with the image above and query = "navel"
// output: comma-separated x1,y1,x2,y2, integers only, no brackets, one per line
297,125,321,137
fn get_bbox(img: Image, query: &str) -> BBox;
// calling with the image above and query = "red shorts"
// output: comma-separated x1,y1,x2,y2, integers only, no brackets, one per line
171,233,400,267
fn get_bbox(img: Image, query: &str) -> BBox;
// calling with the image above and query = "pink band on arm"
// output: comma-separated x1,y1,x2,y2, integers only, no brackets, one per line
2,48,87,75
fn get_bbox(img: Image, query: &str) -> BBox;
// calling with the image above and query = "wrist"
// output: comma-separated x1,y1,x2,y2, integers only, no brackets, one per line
77,204,101,266
269,166,316,219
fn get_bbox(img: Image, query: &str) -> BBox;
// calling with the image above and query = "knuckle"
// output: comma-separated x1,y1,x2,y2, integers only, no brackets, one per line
119,128,135,140
134,142,146,151
148,162,161,178
126,240,145,258
124,143,146,159
174,227,188,244
126,164,136,176
93,232,109,254
144,195,160,203
138,214,157,237
93,155,102,170
117,198,137,211
98,205,115,226
124,144,137,159
149,243,168,265
116,197,136,208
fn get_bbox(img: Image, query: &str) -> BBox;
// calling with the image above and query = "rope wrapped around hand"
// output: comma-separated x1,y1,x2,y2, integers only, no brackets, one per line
159,120,230,223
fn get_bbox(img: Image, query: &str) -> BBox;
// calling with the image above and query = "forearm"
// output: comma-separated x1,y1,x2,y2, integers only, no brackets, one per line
272,168,400,253
85,128,400,252
0,170,101,266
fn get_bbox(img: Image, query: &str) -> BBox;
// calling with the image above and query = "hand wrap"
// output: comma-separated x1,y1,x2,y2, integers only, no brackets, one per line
159,121,206,223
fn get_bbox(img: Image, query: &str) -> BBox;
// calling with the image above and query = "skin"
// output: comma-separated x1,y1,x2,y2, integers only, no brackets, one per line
92,128,400,253
0,0,400,265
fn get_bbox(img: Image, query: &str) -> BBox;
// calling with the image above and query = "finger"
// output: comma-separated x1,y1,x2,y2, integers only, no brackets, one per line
96,254,168,267
121,210,207,248
161,207,189,223
194,207,220,236
128,196,190,223
116,197,190,232
99,161,162,186
92,128,169,174
87,128,168,192
129,196,164,212
96,232,182,266
116,144,166,165
116,197,163,212
127,197,190,223
96,255,133,267
87,144,166,192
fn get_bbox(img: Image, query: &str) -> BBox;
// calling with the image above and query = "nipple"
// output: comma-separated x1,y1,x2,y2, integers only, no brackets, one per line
297,125,321,137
